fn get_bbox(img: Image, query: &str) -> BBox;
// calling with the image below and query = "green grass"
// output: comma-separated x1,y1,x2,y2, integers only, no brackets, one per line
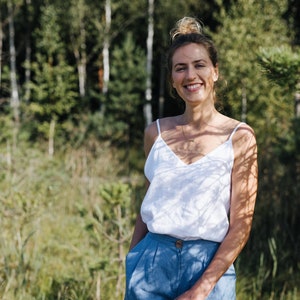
0,140,299,299
0,140,139,299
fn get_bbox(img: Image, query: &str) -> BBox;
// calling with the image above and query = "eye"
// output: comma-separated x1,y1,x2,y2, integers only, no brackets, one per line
195,63,205,69
174,66,186,72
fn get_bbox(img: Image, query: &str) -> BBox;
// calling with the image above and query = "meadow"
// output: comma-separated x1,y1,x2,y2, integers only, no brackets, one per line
0,140,299,299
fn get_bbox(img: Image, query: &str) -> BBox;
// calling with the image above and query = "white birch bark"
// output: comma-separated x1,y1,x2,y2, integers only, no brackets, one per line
295,92,300,117
8,0,20,123
102,0,111,95
0,18,3,87
73,0,87,98
48,118,56,157
24,0,32,102
78,60,86,97
74,44,87,98
144,0,154,126
158,54,165,118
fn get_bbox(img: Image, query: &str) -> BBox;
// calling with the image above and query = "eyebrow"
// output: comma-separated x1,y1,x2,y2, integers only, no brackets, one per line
174,59,207,68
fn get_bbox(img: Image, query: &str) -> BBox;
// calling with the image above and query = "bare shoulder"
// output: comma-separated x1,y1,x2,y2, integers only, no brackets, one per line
231,121,257,156
218,114,254,138
216,114,256,150
144,121,159,157
145,116,178,135
234,122,256,143
144,117,178,156
144,120,159,139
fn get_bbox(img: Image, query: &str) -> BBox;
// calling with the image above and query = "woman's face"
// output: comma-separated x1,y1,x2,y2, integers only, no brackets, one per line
171,43,218,105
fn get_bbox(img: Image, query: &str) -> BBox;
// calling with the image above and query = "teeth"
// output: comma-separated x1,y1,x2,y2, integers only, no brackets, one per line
186,83,201,91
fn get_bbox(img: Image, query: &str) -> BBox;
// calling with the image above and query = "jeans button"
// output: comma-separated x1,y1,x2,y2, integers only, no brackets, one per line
175,240,183,248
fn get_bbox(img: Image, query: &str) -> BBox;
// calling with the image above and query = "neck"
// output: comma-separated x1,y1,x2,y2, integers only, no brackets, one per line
180,106,218,128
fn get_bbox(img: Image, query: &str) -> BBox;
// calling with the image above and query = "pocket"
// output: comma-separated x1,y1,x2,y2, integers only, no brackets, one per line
125,236,149,282
126,236,146,257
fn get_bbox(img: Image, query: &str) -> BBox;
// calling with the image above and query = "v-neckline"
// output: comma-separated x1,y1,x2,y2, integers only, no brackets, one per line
158,135,231,166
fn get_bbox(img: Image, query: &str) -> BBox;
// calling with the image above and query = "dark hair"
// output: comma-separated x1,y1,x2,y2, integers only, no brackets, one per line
167,17,218,99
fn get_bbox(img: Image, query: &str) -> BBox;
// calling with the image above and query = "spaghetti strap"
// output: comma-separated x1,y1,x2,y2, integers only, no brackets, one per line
156,119,161,136
229,122,245,140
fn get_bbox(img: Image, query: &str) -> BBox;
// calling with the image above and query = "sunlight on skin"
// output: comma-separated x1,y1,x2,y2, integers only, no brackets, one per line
127,24,258,300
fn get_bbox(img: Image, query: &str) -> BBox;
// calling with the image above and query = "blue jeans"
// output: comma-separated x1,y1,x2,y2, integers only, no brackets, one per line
125,233,236,300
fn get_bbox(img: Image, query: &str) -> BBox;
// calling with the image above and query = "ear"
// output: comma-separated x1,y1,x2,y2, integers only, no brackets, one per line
213,65,219,82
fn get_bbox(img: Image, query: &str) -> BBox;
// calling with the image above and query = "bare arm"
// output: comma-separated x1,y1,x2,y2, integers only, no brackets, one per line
177,125,258,300
128,122,159,251
129,213,149,250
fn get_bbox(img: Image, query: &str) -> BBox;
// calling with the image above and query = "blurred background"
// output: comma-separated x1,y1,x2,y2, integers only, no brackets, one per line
0,0,299,299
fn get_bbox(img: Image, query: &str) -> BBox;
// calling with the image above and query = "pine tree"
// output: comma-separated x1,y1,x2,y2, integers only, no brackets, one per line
27,4,78,146
212,0,293,143
104,32,146,145
212,1,300,294
258,46,300,116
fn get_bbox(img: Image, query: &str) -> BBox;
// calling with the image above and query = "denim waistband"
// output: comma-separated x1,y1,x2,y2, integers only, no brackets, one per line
147,232,219,247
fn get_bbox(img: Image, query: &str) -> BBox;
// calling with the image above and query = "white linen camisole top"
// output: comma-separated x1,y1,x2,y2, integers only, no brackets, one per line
141,119,244,242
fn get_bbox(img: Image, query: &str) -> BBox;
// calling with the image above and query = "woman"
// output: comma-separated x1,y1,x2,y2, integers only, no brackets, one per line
125,17,258,300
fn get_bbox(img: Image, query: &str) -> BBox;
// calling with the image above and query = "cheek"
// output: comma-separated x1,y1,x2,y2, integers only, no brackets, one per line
204,69,217,84
172,78,176,88
171,73,181,88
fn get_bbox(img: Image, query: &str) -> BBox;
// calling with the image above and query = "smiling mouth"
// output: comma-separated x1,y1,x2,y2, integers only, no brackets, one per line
185,83,203,92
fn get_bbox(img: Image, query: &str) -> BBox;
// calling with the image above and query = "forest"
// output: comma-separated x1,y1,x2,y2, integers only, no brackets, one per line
0,0,299,299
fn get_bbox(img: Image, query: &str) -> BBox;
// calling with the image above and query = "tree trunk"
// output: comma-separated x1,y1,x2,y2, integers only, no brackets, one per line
8,0,20,123
78,61,86,98
48,118,56,157
24,0,32,102
74,48,87,98
144,0,154,126
158,54,165,118
102,0,111,96
73,0,87,99
0,12,3,88
295,92,300,118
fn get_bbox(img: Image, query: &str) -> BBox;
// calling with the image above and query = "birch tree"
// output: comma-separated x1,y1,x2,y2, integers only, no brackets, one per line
23,0,33,102
69,0,88,98
0,6,3,88
144,0,154,126
96,0,146,115
102,0,111,96
7,0,20,124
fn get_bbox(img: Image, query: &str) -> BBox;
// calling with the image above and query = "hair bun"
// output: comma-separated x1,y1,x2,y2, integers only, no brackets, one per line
170,17,203,41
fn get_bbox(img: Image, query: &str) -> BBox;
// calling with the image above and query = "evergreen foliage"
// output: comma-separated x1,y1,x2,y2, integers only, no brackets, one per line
103,32,146,144
26,4,78,140
0,0,299,298
212,0,293,139
258,46,300,92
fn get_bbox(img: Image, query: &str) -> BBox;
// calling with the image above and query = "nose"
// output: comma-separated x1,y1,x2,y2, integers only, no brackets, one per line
186,67,197,80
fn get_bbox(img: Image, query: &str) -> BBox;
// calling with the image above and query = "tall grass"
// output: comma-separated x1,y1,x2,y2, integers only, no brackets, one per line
0,139,299,299
0,140,140,299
